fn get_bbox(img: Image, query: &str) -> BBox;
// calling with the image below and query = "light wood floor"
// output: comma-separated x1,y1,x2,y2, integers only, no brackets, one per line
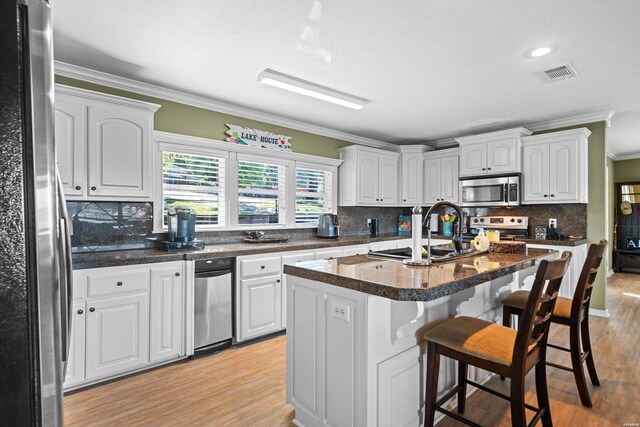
64,273,640,426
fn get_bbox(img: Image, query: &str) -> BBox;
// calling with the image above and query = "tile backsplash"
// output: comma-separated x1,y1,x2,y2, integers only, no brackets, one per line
68,202,154,253
68,201,588,253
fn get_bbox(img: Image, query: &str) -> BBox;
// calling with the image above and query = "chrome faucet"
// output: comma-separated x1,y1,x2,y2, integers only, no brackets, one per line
423,201,465,255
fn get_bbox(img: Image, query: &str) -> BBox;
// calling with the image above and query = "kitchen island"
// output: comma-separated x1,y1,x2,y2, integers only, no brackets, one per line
283,248,556,427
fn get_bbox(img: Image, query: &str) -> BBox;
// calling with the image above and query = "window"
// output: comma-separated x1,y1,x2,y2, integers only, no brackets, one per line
237,158,286,225
162,151,226,227
295,166,333,224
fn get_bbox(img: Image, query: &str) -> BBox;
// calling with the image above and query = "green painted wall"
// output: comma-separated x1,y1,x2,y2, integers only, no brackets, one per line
614,158,640,183
54,75,352,159
534,122,608,311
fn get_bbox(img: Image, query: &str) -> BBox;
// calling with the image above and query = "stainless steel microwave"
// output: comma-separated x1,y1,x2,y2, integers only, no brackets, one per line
459,175,520,207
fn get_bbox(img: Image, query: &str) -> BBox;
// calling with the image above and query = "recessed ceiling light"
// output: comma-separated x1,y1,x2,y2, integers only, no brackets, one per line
524,45,557,59
257,69,369,110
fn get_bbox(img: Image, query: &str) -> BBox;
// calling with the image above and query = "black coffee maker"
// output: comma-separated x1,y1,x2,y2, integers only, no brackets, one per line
167,206,196,242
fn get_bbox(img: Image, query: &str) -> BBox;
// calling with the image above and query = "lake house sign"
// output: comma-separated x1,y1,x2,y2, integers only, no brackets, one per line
225,124,292,152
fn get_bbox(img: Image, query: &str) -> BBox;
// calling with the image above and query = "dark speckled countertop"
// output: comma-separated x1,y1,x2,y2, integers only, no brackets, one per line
71,234,415,270
283,248,556,301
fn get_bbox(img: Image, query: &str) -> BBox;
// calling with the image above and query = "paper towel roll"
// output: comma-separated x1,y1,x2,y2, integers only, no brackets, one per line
412,214,423,261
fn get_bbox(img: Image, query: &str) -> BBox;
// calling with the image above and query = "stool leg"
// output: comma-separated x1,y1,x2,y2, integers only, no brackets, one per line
457,361,468,414
424,341,440,427
570,323,593,407
581,318,600,386
535,359,553,427
510,373,526,427
500,306,512,381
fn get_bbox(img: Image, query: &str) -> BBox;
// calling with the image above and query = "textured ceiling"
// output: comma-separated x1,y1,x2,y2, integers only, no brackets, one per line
51,0,640,157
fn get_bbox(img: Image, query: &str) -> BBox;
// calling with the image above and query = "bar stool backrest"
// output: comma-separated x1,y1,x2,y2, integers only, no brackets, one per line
572,240,607,321
512,251,572,371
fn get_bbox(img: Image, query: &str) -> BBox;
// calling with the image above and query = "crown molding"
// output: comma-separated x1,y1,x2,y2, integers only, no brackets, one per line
54,61,397,151
525,110,614,131
609,151,640,161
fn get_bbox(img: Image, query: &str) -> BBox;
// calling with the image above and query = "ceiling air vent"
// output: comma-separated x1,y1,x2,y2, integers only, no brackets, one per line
543,63,578,82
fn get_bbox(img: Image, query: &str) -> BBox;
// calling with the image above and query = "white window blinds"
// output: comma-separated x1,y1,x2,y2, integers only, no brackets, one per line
295,166,333,224
162,151,226,226
237,158,286,225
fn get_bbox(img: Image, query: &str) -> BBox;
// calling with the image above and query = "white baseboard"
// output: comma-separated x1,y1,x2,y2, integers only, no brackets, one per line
607,269,615,278
589,308,611,318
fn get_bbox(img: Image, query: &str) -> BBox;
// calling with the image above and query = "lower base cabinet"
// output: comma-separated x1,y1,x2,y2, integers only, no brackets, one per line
85,293,149,380
65,261,185,389
239,275,282,341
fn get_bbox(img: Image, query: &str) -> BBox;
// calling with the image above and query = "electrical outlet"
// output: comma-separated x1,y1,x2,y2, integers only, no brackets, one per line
330,301,350,321
549,218,557,228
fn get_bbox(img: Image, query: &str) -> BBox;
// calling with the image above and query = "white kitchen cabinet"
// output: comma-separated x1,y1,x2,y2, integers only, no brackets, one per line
149,265,184,363
54,99,85,197
66,261,186,390
525,243,588,299
343,245,370,256
239,275,282,341
522,128,590,204
55,84,160,201
64,302,87,388
339,146,399,206
400,146,427,206
281,252,316,329
85,293,149,380
315,248,344,260
456,128,531,177
423,149,460,205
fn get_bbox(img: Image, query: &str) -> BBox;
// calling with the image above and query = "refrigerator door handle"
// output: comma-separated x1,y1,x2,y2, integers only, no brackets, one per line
56,169,73,369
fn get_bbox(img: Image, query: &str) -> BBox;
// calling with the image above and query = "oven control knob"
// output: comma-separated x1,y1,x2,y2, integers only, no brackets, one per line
473,219,478,223
517,219,522,223
510,218,515,222
479,218,484,222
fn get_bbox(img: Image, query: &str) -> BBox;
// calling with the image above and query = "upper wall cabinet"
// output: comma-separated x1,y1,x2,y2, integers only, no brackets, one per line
55,85,160,201
400,146,428,206
423,148,460,205
339,146,399,206
521,128,590,204
456,128,532,177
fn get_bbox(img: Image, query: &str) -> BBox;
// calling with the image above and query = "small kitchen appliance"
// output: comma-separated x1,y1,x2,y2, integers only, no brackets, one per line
459,175,520,207
168,206,197,242
469,216,529,240
317,213,339,238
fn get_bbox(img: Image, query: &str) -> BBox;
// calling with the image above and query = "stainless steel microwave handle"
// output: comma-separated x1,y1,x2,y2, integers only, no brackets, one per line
504,183,509,203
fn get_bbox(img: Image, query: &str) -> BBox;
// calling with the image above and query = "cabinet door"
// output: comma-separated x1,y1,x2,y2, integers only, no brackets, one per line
64,302,86,388
85,293,149,380
459,143,487,177
356,153,379,204
87,105,152,199
54,100,86,197
281,252,315,329
240,275,282,340
522,144,549,203
401,153,422,205
440,155,459,203
378,156,399,205
423,158,441,205
150,266,184,363
549,139,579,202
486,138,518,174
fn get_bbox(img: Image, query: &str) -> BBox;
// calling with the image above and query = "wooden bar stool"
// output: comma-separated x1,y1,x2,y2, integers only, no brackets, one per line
501,240,607,408
423,252,572,427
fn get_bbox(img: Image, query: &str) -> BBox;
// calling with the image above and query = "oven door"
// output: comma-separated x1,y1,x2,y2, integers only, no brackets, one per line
460,177,513,207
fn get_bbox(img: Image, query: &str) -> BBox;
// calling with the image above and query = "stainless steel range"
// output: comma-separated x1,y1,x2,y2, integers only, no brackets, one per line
469,216,529,240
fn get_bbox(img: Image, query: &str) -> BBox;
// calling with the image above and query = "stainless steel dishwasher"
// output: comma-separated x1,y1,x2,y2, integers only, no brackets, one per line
193,258,234,357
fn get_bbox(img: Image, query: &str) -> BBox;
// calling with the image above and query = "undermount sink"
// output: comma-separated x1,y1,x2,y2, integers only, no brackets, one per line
368,243,484,263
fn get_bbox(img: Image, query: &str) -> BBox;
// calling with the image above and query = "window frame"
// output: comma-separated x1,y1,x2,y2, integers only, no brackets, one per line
153,133,339,233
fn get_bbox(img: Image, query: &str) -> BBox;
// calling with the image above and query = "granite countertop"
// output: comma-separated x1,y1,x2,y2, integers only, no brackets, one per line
283,248,556,302
71,234,416,270
515,238,588,246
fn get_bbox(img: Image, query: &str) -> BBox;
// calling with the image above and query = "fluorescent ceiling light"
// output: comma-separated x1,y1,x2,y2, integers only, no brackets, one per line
257,69,369,110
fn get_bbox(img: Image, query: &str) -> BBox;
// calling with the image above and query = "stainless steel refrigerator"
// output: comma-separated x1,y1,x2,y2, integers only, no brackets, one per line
0,0,72,425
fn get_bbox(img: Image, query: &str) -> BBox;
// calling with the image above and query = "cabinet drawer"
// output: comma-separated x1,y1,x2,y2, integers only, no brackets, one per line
87,269,150,298
281,252,315,267
343,245,370,256
240,256,281,278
